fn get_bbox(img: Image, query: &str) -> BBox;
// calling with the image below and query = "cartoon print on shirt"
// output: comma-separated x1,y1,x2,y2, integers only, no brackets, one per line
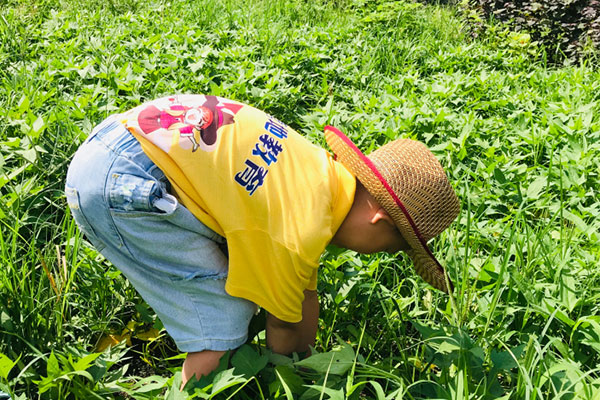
136,95,243,152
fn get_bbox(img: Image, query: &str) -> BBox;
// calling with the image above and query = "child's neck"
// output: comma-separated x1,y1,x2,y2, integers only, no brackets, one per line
330,182,373,249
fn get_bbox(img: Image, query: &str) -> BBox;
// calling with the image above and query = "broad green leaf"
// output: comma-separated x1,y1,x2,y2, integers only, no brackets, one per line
437,340,461,354
526,175,546,199
493,167,506,185
31,115,46,138
268,352,293,366
17,95,30,115
231,344,268,377
304,384,345,400
490,349,518,371
16,149,37,164
126,376,169,393
538,359,587,394
295,343,355,376
0,353,17,380
558,274,579,313
65,369,94,381
411,320,446,340
188,60,205,73
0,164,27,190
37,376,57,394
210,368,246,396
46,351,60,378
72,352,101,372
165,372,188,400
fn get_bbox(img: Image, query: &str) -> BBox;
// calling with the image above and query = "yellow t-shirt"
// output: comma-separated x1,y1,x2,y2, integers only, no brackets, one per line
120,94,356,322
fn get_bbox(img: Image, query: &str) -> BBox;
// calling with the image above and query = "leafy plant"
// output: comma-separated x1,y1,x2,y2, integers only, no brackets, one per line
461,0,600,63
1,0,599,398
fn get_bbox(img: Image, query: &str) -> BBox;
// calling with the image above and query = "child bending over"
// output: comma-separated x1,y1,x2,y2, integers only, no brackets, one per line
65,94,459,384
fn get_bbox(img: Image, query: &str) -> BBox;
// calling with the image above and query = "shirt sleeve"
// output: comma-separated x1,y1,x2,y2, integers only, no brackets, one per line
307,268,318,291
224,229,319,323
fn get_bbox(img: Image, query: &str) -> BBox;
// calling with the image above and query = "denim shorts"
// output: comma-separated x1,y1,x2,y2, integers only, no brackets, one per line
65,116,257,353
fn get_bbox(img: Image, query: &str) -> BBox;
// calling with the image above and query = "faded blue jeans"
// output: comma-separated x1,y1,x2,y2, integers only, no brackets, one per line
65,116,256,352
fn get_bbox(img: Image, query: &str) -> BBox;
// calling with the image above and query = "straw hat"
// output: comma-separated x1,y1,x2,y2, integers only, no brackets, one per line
324,126,460,293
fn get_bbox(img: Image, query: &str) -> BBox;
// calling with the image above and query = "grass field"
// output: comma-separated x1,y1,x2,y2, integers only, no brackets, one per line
1,0,600,398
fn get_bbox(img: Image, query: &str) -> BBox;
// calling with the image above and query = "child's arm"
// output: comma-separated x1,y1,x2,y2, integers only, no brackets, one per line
266,289,319,355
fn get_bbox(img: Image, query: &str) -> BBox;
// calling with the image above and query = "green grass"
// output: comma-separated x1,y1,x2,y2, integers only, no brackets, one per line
1,0,600,398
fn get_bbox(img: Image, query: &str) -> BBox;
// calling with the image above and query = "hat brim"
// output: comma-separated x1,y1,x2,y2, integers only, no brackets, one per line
324,125,453,293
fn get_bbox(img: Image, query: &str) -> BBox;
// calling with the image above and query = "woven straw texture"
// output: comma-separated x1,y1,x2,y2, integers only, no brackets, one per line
324,127,460,293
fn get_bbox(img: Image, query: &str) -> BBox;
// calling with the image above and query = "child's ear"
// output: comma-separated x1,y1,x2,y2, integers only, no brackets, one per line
370,207,395,226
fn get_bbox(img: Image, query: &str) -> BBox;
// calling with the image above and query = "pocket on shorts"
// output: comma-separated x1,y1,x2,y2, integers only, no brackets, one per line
107,174,229,282
65,185,106,251
108,173,176,217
